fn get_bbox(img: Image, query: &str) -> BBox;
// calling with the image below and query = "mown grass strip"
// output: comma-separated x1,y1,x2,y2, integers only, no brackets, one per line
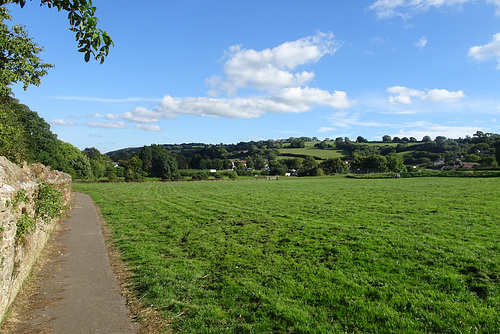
74,177,500,333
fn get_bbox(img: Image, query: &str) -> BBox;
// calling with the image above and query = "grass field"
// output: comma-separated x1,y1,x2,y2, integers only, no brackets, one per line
74,177,500,333
277,141,420,160
278,147,345,160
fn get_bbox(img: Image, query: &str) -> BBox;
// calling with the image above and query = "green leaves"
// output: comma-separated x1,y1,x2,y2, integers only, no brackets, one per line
0,0,113,95
0,7,54,96
35,181,67,220
10,181,69,243
47,0,115,64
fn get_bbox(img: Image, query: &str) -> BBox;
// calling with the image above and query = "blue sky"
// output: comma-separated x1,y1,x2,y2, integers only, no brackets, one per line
6,0,500,153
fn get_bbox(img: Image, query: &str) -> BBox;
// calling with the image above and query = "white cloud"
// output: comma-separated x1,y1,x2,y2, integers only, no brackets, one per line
381,110,420,114
126,88,354,121
468,33,500,68
416,37,428,49
273,87,354,110
369,0,498,19
50,119,76,126
136,124,161,132
369,0,408,19
487,0,500,15
392,123,482,140
84,122,128,129
123,107,163,123
328,111,389,128
387,86,465,104
113,33,353,130
387,86,424,104
240,136,266,141
422,89,465,102
155,95,266,119
207,32,340,97
318,126,335,133
94,113,120,120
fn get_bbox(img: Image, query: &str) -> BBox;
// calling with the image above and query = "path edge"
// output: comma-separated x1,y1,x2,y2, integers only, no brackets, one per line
88,193,171,334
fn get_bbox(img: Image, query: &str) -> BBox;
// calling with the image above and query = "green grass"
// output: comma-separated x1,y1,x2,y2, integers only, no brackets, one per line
277,141,422,160
74,177,500,333
278,147,345,160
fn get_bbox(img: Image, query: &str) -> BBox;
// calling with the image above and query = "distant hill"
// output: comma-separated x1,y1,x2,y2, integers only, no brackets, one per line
101,136,500,179
106,135,500,170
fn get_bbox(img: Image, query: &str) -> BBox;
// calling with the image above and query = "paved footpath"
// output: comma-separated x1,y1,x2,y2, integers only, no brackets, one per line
0,193,140,334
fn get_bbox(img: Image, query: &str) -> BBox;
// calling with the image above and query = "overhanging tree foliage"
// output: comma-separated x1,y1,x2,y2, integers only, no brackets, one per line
0,0,113,96
0,6,53,96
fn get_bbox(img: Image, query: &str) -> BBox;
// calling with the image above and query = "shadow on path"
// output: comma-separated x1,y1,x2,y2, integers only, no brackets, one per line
1,192,140,333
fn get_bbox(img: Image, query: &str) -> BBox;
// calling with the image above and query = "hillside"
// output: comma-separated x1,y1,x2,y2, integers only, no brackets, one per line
1,98,498,181
106,135,499,167
99,135,500,180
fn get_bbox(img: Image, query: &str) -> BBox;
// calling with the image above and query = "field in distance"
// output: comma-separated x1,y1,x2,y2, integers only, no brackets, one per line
278,146,345,160
276,141,420,161
74,177,500,333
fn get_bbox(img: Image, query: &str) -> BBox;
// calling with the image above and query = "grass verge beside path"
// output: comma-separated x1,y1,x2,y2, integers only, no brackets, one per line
74,177,500,333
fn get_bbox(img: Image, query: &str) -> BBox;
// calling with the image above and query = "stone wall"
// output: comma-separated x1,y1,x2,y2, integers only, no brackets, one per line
0,156,72,321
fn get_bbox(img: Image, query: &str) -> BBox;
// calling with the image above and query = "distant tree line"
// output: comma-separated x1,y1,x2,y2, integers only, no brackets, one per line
100,132,500,179
334,133,500,170
2,96,499,180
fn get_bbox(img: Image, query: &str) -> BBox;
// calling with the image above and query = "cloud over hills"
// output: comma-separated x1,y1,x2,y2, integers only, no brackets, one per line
118,32,353,129
47,2,493,142
387,86,465,104
207,32,340,97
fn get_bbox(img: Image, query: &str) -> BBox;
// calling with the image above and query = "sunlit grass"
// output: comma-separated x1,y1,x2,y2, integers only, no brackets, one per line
75,177,500,333
278,147,345,160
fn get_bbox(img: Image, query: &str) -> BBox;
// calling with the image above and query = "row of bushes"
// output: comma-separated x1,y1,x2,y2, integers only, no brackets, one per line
346,169,500,179
77,170,251,183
